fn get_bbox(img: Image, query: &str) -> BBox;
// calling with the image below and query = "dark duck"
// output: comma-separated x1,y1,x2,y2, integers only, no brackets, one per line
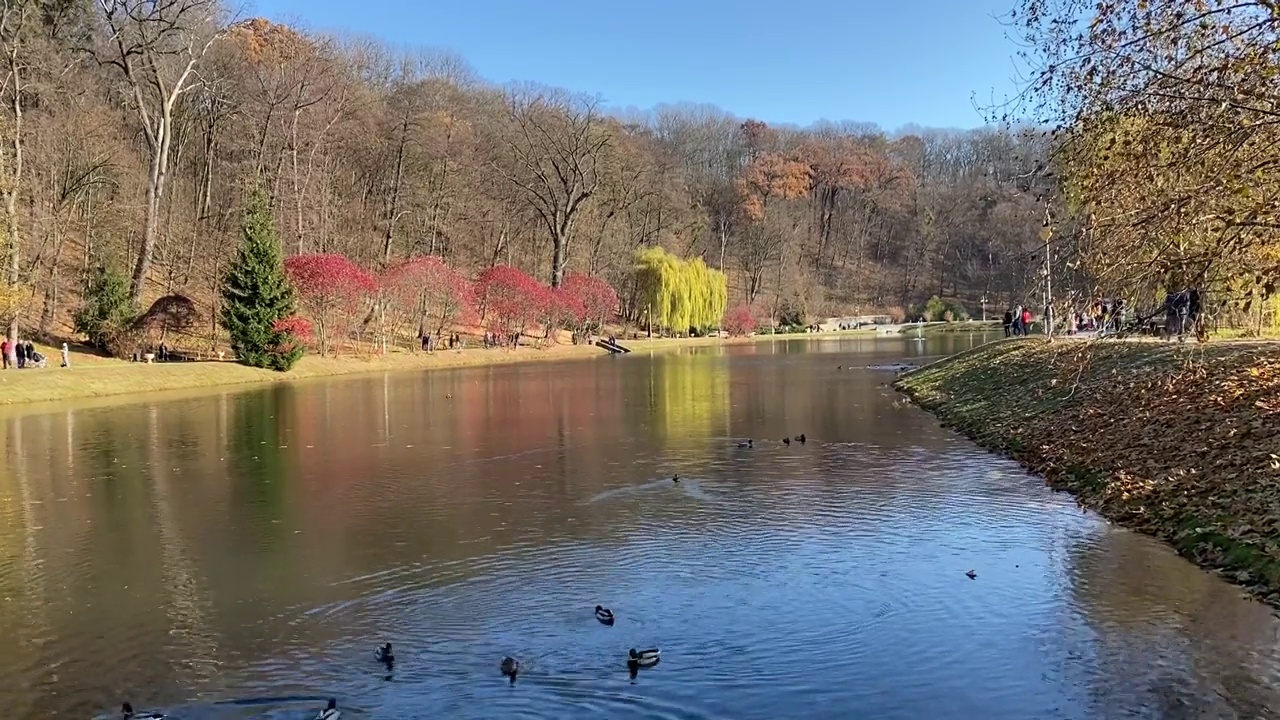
501,656,520,683
316,698,341,720
121,703,165,719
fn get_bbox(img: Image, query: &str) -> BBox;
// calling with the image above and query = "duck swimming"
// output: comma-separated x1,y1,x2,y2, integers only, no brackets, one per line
501,656,520,681
737,439,753,448
121,703,165,719
672,474,680,483
316,698,340,720
375,642,394,664
595,605,615,625
629,648,661,667
794,434,806,444
783,437,791,445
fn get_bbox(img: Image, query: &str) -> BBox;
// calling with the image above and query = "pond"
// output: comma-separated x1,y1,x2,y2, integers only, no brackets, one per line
2,334,1279,719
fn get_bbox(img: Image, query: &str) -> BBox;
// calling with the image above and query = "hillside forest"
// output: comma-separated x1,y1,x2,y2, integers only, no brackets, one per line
2,1,1060,352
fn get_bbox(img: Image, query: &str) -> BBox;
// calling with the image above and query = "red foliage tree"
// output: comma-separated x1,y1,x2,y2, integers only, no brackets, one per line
381,256,475,349
539,286,583,344
271,315,313,354
475,265,546,345
285,253,377,355
560,272,618,338
723,303,757,337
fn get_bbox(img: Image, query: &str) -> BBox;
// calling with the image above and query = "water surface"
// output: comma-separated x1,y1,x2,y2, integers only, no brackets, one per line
2,334,1278,719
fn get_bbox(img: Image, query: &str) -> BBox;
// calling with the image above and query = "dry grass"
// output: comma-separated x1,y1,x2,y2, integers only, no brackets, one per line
0,328,879,409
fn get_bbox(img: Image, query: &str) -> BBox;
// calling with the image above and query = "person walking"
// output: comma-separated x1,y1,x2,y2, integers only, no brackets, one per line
60,342,70,368
1021,306,1033,335
15,340,25,369
1,338,10,369
1002,309,1013,337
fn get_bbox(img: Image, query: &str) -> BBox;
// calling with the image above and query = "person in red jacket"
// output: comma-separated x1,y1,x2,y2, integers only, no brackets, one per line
1,338,10,369
1021,307,1033,334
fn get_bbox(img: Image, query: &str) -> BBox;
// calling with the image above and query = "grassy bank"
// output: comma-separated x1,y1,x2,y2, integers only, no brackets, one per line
0,328,878,408
898,320,1002,335
894,339,1280,607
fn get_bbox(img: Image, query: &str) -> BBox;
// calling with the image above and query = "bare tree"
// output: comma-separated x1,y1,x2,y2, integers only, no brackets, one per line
0,0,34,340
494,92,610,287
94,0,223,305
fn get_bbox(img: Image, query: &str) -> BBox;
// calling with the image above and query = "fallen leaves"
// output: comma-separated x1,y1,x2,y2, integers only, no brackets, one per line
897,339,1280,606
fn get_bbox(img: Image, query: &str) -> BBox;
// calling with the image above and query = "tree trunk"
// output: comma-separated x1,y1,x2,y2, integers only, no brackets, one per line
3,14,24,342
550,224,569,288
381,116,409,265
131,144,165,306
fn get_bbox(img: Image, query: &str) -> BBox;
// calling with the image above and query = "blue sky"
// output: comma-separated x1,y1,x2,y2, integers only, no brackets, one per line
247,0,1025,131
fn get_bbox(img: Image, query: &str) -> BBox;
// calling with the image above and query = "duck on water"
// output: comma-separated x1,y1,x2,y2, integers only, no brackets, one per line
595,605,615,625
316,698,341,720
375,642,395,664
121,703,165,719
501,656,520,683
628,648,661,667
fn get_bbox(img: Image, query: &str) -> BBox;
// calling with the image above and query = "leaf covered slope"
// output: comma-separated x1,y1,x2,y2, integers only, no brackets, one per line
896,340,1280,607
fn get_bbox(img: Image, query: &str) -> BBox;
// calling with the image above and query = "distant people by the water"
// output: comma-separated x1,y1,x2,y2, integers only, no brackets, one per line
1003,309,1013,337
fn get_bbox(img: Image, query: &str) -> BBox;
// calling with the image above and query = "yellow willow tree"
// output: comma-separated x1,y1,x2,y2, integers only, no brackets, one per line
633,247,727,335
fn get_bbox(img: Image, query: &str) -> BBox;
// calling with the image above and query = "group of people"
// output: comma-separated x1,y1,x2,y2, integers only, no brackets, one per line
421,332,462,352
0,338,68,369
1002,306,1035,337
482,331,521,349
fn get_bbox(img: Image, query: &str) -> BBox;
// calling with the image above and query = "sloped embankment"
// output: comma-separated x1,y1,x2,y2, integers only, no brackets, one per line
894,339,1280,607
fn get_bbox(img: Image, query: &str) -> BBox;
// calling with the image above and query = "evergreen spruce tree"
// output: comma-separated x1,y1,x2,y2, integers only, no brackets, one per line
220,188,302,371
73,263,135,350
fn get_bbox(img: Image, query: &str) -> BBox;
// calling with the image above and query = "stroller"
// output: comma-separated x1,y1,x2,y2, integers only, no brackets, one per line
27,350,47,368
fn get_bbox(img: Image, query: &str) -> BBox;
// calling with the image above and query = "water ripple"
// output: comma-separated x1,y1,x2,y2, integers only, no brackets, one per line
4,337,1280,719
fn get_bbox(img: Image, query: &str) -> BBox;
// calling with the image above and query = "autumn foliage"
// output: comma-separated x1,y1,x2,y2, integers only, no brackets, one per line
381,256,475,343
475,265,548,340
285,253,377,354
561,272,618,332
271,315,313,353
723,303,757,336
255,248,622,354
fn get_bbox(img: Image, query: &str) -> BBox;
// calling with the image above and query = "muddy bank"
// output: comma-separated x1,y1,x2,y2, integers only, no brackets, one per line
894,339,1280,608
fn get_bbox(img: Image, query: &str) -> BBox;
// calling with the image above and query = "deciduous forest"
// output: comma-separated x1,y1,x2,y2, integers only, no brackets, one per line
0,0,1054,352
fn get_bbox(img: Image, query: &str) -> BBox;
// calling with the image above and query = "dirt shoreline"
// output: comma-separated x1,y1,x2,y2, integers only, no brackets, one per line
894,338,1280,610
